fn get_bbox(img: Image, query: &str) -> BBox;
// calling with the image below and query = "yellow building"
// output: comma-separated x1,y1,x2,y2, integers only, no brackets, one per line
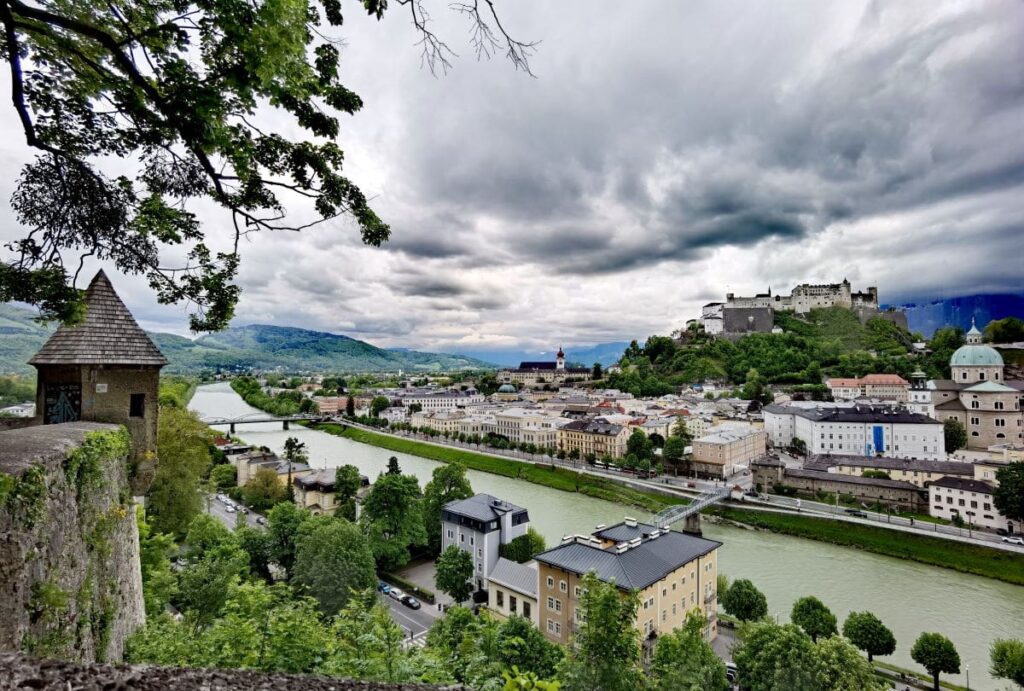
534,519,721,646
691,425,767,478
557,418,630,458
292,470,339,515
806,454,974,488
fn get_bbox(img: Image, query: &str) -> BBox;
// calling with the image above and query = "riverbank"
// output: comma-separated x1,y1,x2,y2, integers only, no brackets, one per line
312,422,679,513
318,422,1024,586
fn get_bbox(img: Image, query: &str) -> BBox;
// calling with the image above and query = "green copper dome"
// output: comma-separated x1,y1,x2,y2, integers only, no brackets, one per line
950,343,1003,367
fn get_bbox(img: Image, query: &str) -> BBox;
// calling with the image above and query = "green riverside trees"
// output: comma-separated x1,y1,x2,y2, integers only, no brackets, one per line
911,632,961,691
720,578,768,622
990,638,1024,687
842,611,896,662
790,596,837,642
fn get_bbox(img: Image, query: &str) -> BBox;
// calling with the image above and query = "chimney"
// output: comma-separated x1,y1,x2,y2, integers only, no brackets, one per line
594,524,606,531
624,516,638,528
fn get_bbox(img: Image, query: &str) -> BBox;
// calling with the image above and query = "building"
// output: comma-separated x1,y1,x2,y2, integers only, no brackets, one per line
804,454,975,489
233,449,312,487
557,417,630,459
441,494,530,591
763,403,945,460
826,374,910,402
311,396,348,415
918,322,1024,450
0,403,35,418
28,270,167,492
751,458,925,511
929,477,1012,533
498,348,591,388
723,279,879,314
399,390,485,412
534,519,721,645
691,425,767,478
292,469,338,515
487,558,539,625
493,408,564,447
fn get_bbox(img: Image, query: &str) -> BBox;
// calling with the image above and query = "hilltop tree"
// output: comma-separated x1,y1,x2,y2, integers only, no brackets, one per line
842,611,896,662
983,317,1024,344
435,545,474,603
423,463,474,555
791,596,837,642
994,462,1024,522
720,578,768,622
292,519,376,615
990,638,1024,687
911,632,961,691
944,418,968,454
0,0,533,329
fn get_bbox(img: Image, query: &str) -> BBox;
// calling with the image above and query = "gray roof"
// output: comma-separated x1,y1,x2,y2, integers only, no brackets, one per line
535,530,721,591
929,476,995,494
561,418,624,436
488,558,538,597
806,454,975,476
29,271,168,367
444,493,527,522
593,521,660,543
785,468,921,491
763,403,938,425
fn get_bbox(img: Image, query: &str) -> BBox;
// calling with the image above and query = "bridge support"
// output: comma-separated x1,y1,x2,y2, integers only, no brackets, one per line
283,420,290,430
229,423,236,434
681,513,702,536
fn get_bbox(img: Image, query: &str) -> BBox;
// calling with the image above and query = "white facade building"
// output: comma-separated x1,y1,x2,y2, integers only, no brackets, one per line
441,494,530,591
929,477,1012,533
400,391,485,411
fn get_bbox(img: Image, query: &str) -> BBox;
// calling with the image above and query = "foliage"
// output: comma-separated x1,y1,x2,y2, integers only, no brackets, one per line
984,317,1024,344
159,376,197,409
266,501,311,580
720,578,768,622
65,427,131,498
994,462,1024,522
500,527,547,564
435,545,475,603
210,463,237,490
236,524,275,582
649,611,728,691
0,374,35,407
387,455,402,475
176,517,248,624
625,429,654,461
423,462,474,554
989,638,1024,687
360,472,427,571
150,406,212,537
558,573,644,691
861,469,891,480
495,616,563,681
662,435,688,474
371,396,392,417
911,632,961,691
334,464,363,521
814,635,887,691
790,596,837,642
242,467,287,511
0,463,48,526
944,418,968,455
842,610,896,662
293,517,377,615
231,377,303,416
733,622,821,691
136,507,177,617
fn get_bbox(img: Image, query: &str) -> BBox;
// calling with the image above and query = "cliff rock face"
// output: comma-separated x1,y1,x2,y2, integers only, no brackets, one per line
0,423,145,662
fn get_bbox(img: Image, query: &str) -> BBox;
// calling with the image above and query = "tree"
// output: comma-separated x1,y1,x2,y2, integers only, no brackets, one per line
650,611,729,691
386,456,402,476
242,467,287,511
149,406,212,537
994,462,1024,522
741,368,773,405
990,638,1024,688
911,632,961,691
0,0,534,328
282,437,307,501
842,611,896,662
662,435,687,476
435,545,474,603
176,533,248,624
984,317,1024,344
944,418,968,454
360,473,427,571
733,622,821,691
293,518,376,615
496,616,563,681
236,524,274,582
136,507,177,617
790,596,837,642
790,436,808,457
423,463,474,555
334,464,363,521
345,396,356,417
371,396,391,418
720,578,768,622
210,463,237,490
814,635,886,691
266,501,311,580
558,573,644,691
592,363,603,380
626,429,653,461
499,527,547,563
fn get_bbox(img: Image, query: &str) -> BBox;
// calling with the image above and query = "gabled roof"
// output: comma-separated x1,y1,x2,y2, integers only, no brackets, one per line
488,558,538,597
29,271,168,367
963,381,1017,393
443,494,527,522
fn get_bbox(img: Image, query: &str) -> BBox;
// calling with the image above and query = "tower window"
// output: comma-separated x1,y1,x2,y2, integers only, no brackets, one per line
130,394,145,418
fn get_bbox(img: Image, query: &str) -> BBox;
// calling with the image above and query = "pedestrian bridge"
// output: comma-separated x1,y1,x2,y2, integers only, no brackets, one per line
652,485,731,535
200,413,326,433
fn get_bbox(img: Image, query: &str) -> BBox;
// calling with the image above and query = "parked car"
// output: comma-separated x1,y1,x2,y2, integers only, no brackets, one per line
401,595,421,610
238,506,249,515
225,505,236,513
1002,536,1024,546
996,528,1009,536
387,588,405,601
725,662,738,683
377,581,391,594
845,509,868,518
256,516,267,525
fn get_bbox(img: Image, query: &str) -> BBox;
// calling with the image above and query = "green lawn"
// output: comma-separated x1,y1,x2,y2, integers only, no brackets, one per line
313,423,681,513
712,506,1024,586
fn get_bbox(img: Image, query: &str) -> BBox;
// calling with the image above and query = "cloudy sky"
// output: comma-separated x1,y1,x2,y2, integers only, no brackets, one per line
2,0,1023,355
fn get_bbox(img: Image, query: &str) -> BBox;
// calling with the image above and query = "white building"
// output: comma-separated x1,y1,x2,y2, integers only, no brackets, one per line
400,390,485,411
441,494,530,591
929,477,1012,533
493,408,564,447
763,403,945,460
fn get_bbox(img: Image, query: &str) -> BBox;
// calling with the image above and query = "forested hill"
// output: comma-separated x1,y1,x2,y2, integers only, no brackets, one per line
0,304,493,374
605,307,963,397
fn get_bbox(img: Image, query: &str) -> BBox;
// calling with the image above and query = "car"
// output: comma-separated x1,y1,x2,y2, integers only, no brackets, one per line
401,595,421,610
225,505,236,513
238,506,249,515
377,581,391,594
388,588,405,601
743,490,759,498
996,528,1009,536
256,516,267,526
725,662,738,683
845,509,868,518
1002,536,1024,545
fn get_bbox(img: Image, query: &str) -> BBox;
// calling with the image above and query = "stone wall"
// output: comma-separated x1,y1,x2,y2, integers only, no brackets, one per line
0,423,145,663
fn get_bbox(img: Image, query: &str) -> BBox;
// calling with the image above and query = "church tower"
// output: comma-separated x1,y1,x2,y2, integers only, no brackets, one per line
556,347,565,371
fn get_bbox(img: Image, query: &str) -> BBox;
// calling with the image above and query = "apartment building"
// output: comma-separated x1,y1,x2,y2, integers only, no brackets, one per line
929,477,1012,533
493,408,564,447
534,519,721,645
804,454,975,488
691,425,767,478
487,558,539,626
441,494,530,591
826,374,910,402
557,417,631,458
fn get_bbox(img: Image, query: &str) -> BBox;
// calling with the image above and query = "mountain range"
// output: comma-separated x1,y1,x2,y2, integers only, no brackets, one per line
450,342,629,368
0,304,492,375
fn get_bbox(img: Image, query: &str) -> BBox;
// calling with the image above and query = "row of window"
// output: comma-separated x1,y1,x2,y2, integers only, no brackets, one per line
494,590,531,618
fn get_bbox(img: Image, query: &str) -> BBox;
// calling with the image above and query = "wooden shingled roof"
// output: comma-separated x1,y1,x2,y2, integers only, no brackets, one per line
28,270,168,367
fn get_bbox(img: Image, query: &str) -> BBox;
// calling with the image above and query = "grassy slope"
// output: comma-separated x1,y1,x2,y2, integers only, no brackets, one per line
318,423,1024,586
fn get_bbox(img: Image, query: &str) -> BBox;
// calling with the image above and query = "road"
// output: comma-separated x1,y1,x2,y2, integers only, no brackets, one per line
204,494,264,529
376,588,443,644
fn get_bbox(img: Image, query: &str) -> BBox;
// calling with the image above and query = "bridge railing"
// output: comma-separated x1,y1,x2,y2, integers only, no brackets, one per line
652,486,730,528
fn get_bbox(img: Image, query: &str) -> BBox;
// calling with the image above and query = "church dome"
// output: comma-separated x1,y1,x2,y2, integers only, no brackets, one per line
497,384,517,393
950,343,1003,367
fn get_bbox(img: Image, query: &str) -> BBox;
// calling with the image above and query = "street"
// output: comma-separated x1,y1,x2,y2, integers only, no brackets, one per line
204,494,264,529
376,586,443,645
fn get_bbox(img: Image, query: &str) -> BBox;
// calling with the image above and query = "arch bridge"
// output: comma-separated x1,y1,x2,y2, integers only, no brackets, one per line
200,413,327,434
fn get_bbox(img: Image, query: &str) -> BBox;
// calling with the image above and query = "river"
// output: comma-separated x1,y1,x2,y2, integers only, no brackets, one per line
191,383,1024,689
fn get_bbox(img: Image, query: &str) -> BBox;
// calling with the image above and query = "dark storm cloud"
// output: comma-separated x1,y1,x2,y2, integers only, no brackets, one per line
392,273,468,298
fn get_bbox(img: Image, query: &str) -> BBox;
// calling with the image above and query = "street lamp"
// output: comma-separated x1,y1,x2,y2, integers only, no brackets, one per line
966,511,975,538
966,663,970,690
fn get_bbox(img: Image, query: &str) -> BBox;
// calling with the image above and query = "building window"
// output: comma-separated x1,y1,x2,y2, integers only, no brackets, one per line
547,576,554,588
477,548,483,558
497,590,504,608
574,586,582,598
129,393,145,418
460,534,465,543
523,601,530,618
560,580,567,593
447,529,454,539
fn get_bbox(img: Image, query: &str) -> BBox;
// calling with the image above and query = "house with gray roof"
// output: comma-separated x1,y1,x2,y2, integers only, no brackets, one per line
486,557,539,625
441,494,530,591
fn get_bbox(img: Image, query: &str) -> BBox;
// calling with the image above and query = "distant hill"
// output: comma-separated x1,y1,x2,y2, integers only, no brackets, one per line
452,342,629,368
886,293,1024,337
0,304,493,374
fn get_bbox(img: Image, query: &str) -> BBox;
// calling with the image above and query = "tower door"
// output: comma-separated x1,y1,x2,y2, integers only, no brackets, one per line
44,383,81,424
